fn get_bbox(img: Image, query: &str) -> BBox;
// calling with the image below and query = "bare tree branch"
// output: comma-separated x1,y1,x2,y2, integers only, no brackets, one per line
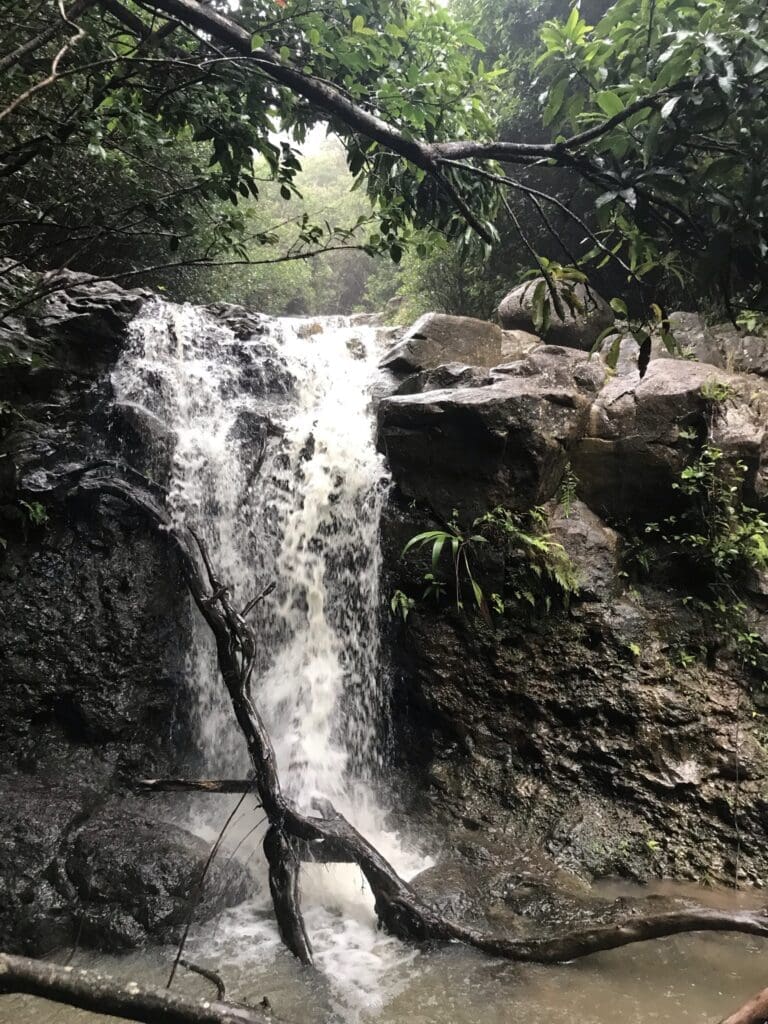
719,986,768,1024
0,952,271,1024
0,0,94,78
66,468,768,972
136,779,256,793
0,0,90,123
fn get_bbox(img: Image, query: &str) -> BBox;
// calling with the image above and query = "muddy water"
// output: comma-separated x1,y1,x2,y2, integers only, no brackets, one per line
2,882,765,1024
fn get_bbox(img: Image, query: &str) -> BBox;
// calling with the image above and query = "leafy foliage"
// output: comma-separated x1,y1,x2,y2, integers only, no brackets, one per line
645,395,768,679
534,0,768,309
396,504,579,621
0,0,503,310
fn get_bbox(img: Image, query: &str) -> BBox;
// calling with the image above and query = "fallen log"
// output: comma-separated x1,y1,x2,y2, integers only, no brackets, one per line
72,469,768,968
719,986,768,1024
0,953,269,1024
136,779,254,793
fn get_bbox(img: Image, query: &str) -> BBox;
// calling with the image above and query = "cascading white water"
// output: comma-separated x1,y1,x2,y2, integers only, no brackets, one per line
113,303,388,795
112,300,424,1015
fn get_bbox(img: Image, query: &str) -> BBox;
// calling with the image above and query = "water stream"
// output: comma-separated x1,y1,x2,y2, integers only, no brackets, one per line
2,302,765,1024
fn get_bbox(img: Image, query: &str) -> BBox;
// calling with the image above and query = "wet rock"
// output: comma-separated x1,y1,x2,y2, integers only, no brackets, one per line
380,312,502,373
204,303,265,340
498,279,613,350
232,339,295,398
110,401,177,486
0,777,251,954
296,321,323,339
500,329,540,362
573,360,768,521
66,809,251,950
378,346,605,518
0,777,97,954
0,498,190,769
388,586,768,885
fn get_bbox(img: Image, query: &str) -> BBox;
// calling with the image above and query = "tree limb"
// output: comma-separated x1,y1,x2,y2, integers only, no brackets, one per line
136,778,256,793
0,953,270,1024
719,986,768,1024
0,0,90,124
0,0,94,78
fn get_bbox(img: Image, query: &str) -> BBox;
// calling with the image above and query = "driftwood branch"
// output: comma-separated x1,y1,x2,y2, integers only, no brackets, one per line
179,960,227,1001
136,778,255,793
73,468,768,968
719,987,768,1024
0,953,269,1024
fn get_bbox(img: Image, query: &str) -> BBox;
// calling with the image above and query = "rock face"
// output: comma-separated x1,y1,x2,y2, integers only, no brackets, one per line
0,777,250,954
379,312,502,373
0,270,261,954
574,360,768,521
380,334,768,886
498,278,613,349
378,346,605,518
666,311,768,377
501,328,540,362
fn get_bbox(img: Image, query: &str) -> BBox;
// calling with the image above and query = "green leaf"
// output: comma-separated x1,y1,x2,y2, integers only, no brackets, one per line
251,33,264,51
610,297,628,317
352,14,365,32
432,534,445,571
605,334,622,371
596,91,625,117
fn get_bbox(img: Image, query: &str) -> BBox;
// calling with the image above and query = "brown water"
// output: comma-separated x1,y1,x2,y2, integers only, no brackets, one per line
2,881,765,1024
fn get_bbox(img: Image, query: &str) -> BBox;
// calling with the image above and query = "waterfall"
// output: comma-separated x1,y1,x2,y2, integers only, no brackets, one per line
112,301,425,1013
112,301,390,809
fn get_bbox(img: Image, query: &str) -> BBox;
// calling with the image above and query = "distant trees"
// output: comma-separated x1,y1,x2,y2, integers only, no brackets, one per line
1,0,766,321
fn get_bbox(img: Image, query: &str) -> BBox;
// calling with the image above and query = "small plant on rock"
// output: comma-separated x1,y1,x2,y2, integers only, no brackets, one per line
18,499,48,527
401,509,488,613
396,504,579,620
647,441,768,680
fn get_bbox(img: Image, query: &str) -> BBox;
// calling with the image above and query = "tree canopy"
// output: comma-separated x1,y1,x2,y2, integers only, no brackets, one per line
0,0,766,321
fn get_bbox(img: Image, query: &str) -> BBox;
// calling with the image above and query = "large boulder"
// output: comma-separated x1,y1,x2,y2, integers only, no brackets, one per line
498,278,613,350
379,312,502,373
573,360,768,521
0,777,250,954
377,345,605,518
66,808,251,949
664,311,768,378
